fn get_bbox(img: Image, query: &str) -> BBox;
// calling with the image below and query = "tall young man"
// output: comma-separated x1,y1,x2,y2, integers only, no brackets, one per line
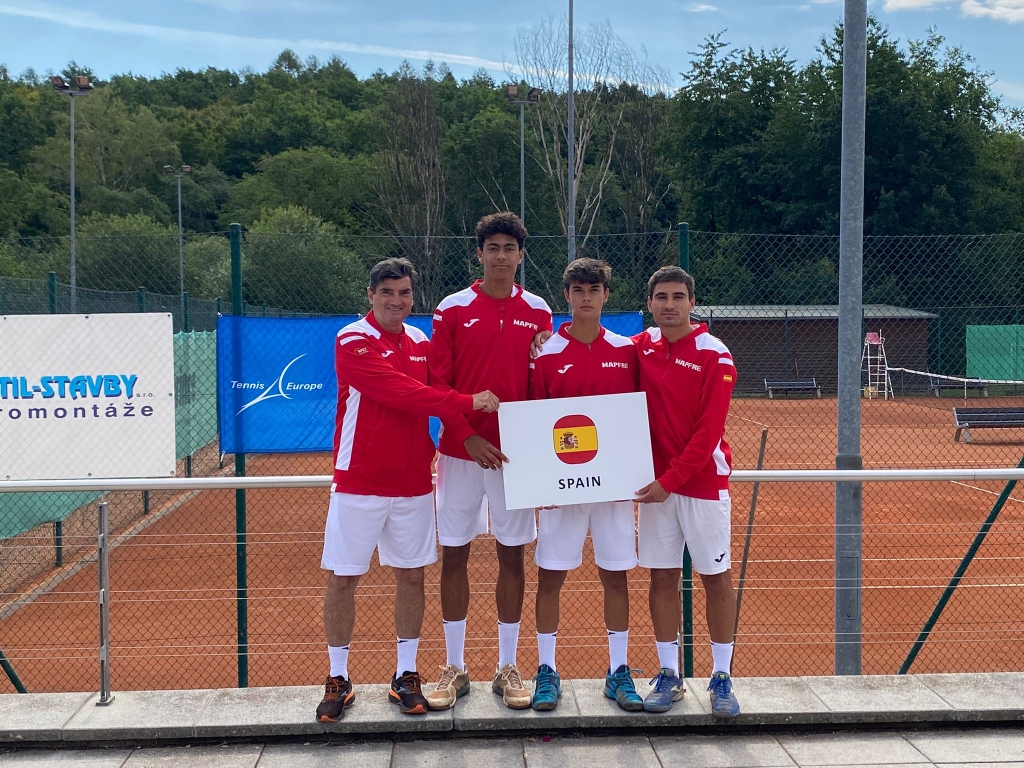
633,265,741,718
316,258,498,723
427,212,553,711
527,258,644,712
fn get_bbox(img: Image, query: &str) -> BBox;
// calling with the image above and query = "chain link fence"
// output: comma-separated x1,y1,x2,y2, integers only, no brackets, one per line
1,228,1023,694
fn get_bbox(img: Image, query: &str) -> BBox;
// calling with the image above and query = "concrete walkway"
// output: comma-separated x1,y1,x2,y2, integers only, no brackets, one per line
2,730,1024,767
0,673,1021,752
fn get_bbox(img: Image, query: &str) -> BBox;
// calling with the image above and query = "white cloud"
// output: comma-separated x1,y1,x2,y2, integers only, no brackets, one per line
961,0,1024,21
995,79,1024,101
0,2,518,73
883,0,955,9
688,3,719,11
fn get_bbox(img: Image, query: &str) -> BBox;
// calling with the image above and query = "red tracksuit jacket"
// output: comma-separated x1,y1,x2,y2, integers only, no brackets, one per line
333,312,474,497
430,280,552,460
633,324,736,500
529,324,639,400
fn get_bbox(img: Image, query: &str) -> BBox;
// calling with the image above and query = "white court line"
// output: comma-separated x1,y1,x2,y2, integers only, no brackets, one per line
950,480,1024,505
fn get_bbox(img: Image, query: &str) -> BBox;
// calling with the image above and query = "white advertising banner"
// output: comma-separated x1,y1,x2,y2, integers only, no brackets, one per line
498,392,655,510
0,313,176,481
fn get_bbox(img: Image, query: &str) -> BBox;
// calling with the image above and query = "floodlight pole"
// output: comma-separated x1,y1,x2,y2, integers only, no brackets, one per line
69,94,77,312
164,165,191,321
566,0,576,264
835,0,868,675
520,100,526,285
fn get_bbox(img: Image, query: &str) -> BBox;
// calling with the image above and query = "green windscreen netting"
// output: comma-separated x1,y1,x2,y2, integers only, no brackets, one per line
967,324,1024,381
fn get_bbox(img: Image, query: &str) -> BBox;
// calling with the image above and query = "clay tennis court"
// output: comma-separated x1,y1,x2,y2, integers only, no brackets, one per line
2,395,1023,694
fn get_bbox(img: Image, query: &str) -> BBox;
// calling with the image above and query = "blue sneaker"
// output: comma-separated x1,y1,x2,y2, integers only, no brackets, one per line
643,668,684,713
532,664,561,711
604,664,644,711
708,671,740,717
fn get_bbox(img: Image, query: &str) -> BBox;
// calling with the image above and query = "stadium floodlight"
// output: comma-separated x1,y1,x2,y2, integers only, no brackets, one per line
52,73,94,312
504,83,544,286
163,165,193,321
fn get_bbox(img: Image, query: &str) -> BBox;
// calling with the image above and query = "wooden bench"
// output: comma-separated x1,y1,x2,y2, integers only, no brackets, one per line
765,378,821,399
953,407,1024,443
931,376,988,398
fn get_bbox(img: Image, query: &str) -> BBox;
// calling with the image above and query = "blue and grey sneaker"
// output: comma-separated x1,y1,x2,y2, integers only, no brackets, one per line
708,671,740,717
604,664,644,711
531,664,561,711
643,668,684,713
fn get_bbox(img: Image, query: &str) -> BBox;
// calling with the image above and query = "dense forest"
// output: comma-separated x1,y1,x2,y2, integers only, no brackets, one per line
1,17,1023,315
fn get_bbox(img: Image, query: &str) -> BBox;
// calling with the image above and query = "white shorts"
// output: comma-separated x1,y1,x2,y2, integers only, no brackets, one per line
638,493,732,575
535,501,637,572
321,491,438,576
435,455,537,547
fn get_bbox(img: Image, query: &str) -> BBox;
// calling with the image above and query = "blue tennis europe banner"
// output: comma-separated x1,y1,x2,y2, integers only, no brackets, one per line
217,312,645,454
218,316,342,454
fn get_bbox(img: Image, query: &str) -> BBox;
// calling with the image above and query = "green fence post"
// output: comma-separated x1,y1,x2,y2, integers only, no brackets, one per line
0,649,27,694
140,286,151,518
48,272,64,566
899,452,1024,674
183,291,193,477
678,222,690,271
231,223,249,688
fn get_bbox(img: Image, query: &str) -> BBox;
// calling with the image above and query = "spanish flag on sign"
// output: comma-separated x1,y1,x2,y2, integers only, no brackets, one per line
552,414,598,465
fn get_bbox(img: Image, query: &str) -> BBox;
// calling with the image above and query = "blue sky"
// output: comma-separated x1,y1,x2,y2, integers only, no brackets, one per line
0,1,1021,107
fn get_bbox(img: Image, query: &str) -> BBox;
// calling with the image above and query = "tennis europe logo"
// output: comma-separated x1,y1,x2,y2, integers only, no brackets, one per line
552,414,598,465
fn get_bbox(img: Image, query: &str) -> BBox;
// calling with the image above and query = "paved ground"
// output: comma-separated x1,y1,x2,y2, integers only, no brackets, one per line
2,729,1024,767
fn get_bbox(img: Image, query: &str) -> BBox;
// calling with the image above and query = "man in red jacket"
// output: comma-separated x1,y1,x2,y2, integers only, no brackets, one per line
427,212,552,711
633,265,741,718
315,258,498,723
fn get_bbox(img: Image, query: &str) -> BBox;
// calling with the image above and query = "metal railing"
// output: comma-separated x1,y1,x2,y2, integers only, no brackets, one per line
2,468,1023,700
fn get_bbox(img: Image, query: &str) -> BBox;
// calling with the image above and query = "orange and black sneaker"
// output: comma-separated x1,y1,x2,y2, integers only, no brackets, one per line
389,670,429,715
316,674,354,722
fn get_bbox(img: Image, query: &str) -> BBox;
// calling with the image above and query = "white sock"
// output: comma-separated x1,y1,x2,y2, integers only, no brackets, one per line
328,645,349,679
608,629,629,671
443,620,466,669
711,642,734,675
656,640,679,676
498,621,520,668
396,637,419,677
537,632,557,670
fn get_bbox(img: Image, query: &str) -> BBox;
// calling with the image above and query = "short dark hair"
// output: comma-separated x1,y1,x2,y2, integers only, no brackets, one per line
369,257,418,292
475,211,528,250
563,258,612,292
647,266,695,300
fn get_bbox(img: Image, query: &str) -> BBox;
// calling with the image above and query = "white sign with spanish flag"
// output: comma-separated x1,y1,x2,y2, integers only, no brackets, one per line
497,392,655,510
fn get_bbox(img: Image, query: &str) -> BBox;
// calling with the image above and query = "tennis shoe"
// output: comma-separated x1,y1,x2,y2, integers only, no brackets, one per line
492,663,532,709
643,668,684,713
426,664,470,710
389,670,429,715
531,664,561,711
604,664,644,711
315,674,354,722
708,671,740,718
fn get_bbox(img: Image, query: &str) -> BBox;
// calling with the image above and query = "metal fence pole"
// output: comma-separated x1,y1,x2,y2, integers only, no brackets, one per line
49,271,64,567
681,550,694,678
0,649,27,694
230,223,249,688
97,500,114,705
676,220,694,676
835,0,868,676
